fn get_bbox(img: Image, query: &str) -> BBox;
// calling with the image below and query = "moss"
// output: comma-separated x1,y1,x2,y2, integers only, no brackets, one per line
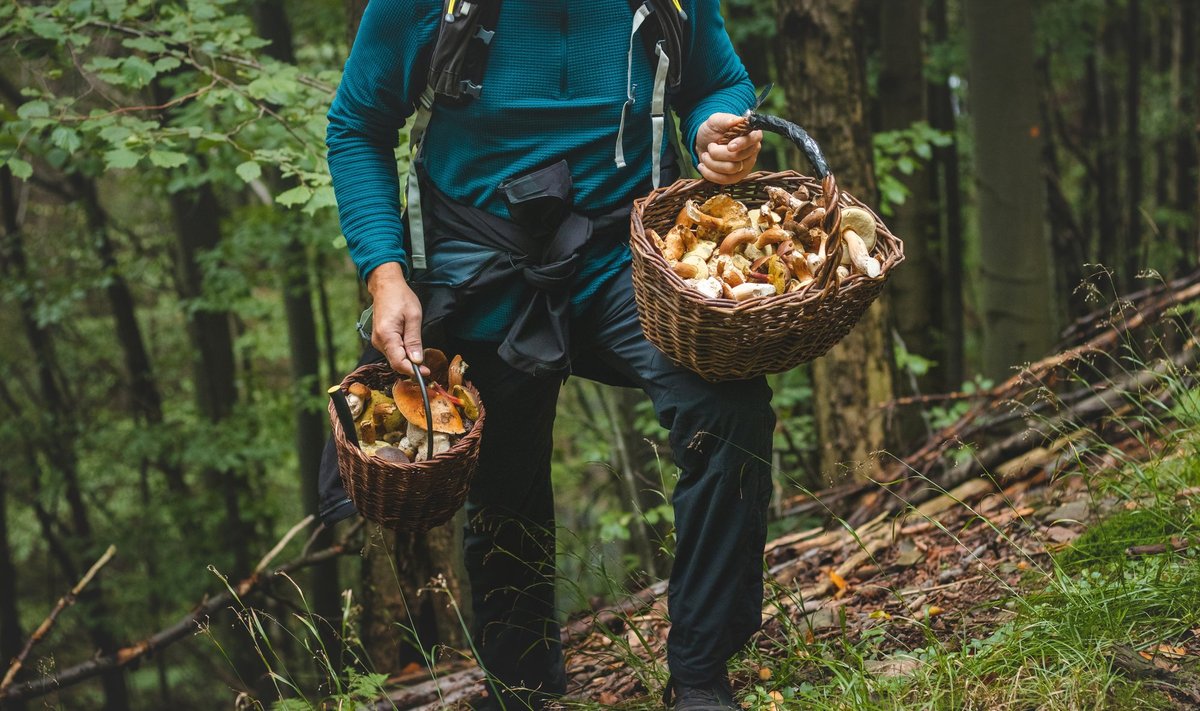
1057,507,1186,570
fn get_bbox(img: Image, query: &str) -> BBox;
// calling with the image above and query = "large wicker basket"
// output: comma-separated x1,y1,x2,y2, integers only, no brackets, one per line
629,170,904,382
328,362,485,532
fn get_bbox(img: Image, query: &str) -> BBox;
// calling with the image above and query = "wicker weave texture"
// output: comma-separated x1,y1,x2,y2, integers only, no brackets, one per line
629,171,904,382
328,362,485,532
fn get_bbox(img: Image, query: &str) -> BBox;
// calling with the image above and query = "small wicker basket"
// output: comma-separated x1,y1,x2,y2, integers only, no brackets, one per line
629,169,904,382
328,362,485,532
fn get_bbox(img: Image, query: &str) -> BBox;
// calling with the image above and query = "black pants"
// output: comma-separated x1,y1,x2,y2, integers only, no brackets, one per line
453,266,775,707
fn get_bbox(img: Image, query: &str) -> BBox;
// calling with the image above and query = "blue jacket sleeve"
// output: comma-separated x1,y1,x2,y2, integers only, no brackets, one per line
671,0,757,167
326,0,441,283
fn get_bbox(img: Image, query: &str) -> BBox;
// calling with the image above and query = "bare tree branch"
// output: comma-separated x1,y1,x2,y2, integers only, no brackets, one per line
0,519,363,704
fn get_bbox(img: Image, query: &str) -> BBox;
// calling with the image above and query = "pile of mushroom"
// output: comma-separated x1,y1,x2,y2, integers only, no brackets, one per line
647,189,881,302
343,349,477,464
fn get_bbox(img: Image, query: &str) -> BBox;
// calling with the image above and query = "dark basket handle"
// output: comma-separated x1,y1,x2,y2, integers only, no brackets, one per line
410,365,436,461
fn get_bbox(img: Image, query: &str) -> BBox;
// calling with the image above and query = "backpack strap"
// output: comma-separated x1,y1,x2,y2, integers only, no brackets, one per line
615,0,689,189
406,87,435,272
428,0,501,105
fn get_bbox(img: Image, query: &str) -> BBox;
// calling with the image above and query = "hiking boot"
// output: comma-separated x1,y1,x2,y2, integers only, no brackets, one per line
662,676,737,710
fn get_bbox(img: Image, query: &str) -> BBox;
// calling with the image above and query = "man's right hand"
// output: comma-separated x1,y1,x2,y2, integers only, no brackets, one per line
367,262,428,377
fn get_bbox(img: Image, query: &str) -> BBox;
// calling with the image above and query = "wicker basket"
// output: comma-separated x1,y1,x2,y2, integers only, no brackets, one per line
328,362,485,532
629,170,904,381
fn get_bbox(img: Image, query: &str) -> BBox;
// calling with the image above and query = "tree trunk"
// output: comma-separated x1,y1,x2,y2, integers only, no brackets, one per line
878,0,939,404
1174,1,1199,271
0,468,27,711
1,168,131,711
1125,0,1143,283
964,0,1056,378
776,0,894,481
360,521,470,672
926,0,964,390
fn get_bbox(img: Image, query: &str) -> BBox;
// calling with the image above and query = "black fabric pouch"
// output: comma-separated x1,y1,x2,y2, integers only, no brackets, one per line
497,159,573,237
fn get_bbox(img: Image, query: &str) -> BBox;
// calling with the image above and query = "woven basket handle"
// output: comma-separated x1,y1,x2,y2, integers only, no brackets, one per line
721,115,846,299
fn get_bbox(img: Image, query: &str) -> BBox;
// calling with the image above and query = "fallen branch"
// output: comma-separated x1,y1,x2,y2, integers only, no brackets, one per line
0,519,362,704
1126,537,1192,558
0,545,117,693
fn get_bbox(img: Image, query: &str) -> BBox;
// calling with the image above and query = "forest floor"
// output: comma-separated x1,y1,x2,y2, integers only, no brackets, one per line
379,273,1200,710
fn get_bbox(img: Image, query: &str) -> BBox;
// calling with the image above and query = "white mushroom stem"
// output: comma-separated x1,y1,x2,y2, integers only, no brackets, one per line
806,230,829,274
842,229,882,277
729,283,776,302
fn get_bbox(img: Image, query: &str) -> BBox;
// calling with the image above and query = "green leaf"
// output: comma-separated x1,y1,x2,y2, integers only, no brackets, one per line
302,186,336,214
154,56,181,73
235,160,262,183
98,125,133,143
120,56,158,87
51,126,82,154
17,101,50,120
104,148,141,169
148,150,188,168
29,18,65,41
275,185,312,207
6,158,33,180
122,36,166,53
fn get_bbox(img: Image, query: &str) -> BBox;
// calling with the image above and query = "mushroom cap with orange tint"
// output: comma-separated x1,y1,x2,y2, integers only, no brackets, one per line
392,379,466,434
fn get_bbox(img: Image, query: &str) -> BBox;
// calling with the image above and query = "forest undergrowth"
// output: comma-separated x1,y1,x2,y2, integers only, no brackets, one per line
215,316,1200,711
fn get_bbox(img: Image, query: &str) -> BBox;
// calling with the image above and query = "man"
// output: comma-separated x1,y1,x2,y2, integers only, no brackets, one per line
324,1,770,708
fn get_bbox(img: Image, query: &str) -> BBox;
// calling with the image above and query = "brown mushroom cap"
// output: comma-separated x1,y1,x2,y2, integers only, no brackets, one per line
392,379,466,434
448,355,468,390
347,382,371,402
374,446,411,464
422,348,449,385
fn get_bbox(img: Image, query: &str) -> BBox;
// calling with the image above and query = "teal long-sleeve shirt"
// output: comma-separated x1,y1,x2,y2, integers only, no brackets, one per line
326,0,755,341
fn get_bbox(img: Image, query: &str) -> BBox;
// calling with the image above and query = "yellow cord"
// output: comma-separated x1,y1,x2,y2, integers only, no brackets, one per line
446,0,457,16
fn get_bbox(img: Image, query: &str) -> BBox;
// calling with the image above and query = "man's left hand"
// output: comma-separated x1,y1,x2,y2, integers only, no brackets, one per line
695,113,763,185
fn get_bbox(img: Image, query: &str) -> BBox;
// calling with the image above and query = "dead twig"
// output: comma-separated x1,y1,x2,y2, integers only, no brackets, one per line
0,545,117,693
0,519,363,704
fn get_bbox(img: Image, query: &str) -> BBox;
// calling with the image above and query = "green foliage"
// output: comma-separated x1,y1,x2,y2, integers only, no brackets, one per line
872,122,952,215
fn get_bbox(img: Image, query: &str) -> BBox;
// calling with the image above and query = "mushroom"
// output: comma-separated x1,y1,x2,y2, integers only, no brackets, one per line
648,228,667,252
700,194,751,230
754,226,791,250
662,225,693,262
451,384,479,420
719,228,758,256
345,383,369,420
373,402,404,435
422,348,449,385
686,276,724,300
393,379,466,434
405,422,427,450
836,265,850,283
766,255,790,295
840,207,878,252
788,252,816,286
841,230,882,277
415,433,452,462
675,253,710,280
448,355,468,390
359,419,377,445
721,266,745,287
682,240,716,262
837,207,881,277
805,228,830,274
374,446,411,464
798,206,826,232
729,283,777,301
681,200,727,238
766,186,806,214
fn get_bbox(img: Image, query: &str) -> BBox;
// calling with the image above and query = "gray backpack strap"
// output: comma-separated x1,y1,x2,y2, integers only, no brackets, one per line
406,87,436,271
